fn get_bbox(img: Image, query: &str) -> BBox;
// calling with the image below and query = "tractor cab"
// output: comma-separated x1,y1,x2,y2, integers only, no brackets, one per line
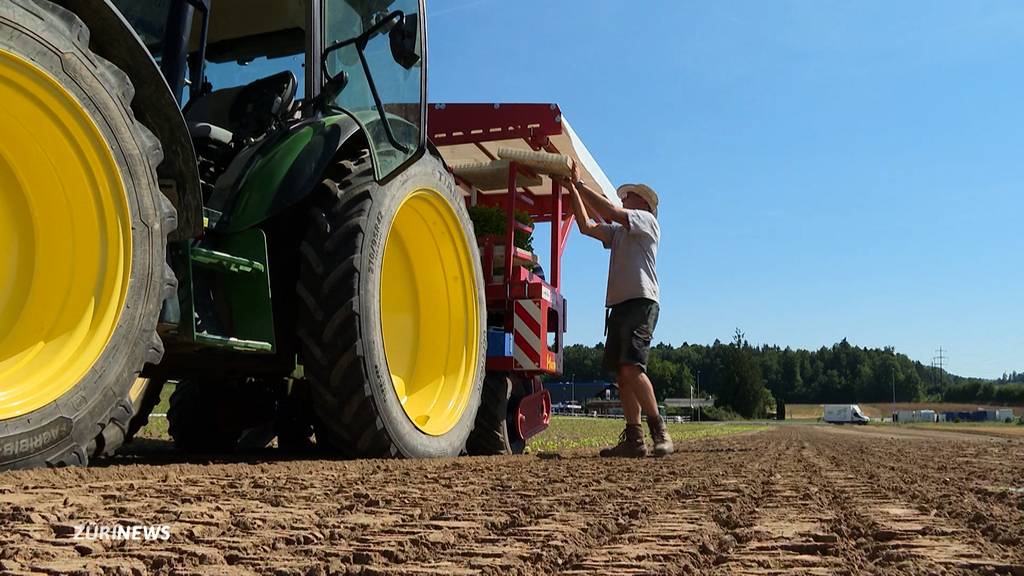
101,2,437,377
107,1,436,367
113,0,427,188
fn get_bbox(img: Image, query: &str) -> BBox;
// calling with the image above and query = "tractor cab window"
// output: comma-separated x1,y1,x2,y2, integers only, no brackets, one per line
187,0,308,109
112,0,308,115
324,0,425,179
201,55,305,103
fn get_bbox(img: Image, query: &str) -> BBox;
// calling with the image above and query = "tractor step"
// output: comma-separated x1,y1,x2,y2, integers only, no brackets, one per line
195,333,273,352
191,247,265,274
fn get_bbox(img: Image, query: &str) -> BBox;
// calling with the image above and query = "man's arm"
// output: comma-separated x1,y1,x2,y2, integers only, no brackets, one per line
569,163,629,228
567,178,613,245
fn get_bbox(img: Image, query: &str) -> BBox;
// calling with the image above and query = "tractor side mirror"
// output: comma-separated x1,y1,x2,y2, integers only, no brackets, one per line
389,12,420,70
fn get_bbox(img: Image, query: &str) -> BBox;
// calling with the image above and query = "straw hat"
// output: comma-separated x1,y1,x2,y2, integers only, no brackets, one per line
617,183,659,216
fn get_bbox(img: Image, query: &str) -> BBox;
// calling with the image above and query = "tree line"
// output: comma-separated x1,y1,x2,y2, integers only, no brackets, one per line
557,330,1024,418
1000,371,1024,383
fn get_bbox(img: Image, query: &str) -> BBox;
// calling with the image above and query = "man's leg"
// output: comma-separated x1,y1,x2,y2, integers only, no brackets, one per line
616,300,673,456
619,364,659,419
600,374,646,457
617,367,642,425
599,304,646,457
620,364,675,457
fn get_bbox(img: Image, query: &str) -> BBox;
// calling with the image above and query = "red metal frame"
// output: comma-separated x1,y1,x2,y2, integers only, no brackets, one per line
430,103,579,440
430,103,575,290
430,103,564,149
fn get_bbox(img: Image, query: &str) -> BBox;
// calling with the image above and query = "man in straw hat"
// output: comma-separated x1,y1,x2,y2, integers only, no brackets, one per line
566,164,672,457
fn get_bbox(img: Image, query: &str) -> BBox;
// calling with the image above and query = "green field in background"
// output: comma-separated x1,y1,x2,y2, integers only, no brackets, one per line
527,416,768,452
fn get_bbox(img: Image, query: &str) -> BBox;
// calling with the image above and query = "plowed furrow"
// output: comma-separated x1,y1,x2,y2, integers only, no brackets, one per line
710,440,856,576
559,480,741,575
804,432,1024,576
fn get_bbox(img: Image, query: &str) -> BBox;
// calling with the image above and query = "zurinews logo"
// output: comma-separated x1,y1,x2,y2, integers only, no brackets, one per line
72,524,171,541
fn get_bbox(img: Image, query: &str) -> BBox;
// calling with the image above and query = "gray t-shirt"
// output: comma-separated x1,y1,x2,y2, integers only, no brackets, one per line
597,209,660,306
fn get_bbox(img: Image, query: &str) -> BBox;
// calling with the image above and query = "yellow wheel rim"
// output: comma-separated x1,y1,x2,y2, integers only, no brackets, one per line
381,188,480,436
0,50,131,420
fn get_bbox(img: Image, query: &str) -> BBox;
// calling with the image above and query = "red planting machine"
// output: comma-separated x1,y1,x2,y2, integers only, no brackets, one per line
430,103,615,451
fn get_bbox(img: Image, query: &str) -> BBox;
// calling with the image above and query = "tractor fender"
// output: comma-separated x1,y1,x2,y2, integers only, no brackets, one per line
54,0,204,240
218,114,366,233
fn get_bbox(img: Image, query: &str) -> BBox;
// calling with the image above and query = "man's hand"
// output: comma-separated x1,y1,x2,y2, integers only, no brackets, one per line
571,170,629,228
553,161,579,192
563,161,627,234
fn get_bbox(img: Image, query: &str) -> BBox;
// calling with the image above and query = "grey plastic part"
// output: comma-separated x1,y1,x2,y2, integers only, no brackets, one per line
188,122,234,146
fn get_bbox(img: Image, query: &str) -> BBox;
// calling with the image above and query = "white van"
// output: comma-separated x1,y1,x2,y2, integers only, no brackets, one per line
823,404,870,425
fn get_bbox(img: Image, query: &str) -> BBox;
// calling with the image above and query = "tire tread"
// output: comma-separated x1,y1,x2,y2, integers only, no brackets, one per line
297,155,400,458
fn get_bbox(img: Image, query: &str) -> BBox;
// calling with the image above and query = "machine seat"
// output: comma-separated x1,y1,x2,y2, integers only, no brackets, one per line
184,70,297,143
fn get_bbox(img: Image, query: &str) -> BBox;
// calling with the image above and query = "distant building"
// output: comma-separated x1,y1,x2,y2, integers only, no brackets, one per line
584,383,622,415
543,381,622,415
665,397,715,419
545,381,614,405
936,408,1016,423
664,398,715,409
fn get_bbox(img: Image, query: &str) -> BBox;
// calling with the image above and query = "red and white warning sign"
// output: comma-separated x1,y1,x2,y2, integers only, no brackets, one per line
513,299,544,371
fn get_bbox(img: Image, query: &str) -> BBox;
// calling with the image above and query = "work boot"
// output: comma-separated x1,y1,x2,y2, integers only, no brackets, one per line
599,424,647,458
648,416,675,457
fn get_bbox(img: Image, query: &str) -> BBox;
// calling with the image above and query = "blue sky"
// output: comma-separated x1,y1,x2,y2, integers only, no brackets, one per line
428,0,1023,378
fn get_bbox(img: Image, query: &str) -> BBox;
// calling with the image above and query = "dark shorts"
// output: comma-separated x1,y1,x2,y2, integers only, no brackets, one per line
603,298,660,374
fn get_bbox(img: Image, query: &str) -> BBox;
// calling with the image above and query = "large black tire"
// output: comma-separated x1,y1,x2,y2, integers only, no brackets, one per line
466,373,527,456
167,380,278,453
297,151,487,458
0,0,176,469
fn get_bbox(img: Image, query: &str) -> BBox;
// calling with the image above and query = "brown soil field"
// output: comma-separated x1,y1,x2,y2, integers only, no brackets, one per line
1,425,1023,575
786,402,1024,420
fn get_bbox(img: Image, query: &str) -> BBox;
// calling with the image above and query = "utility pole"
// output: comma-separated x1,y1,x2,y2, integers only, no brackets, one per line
689,383,693,423
932,348,947,389
571,373,575,406
888,348,895,423
696,370,701,423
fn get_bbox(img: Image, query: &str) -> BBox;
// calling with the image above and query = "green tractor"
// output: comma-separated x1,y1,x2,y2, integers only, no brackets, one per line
0,0,497,467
